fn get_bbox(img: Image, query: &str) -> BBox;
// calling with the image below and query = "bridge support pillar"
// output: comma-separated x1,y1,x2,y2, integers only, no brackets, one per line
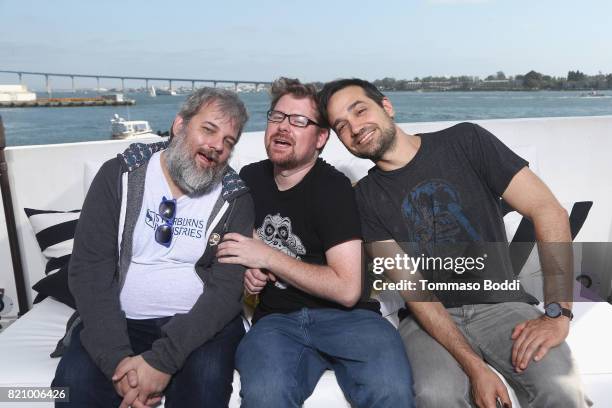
121,78,125,93
18,73,22,84
45,74,51,97
96,77,100,94
169,80,173,91
146,79,149,90
234,82,238,92
71,76,75,93
191,80,195,91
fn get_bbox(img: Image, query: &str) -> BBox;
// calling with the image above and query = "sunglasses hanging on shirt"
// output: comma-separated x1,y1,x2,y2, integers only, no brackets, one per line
155,196,176,247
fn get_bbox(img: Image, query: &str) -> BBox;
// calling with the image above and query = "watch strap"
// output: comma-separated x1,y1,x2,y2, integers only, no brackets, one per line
561,307,574,320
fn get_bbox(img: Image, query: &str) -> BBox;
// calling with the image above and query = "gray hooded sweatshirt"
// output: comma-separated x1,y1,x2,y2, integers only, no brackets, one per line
67,141,254,379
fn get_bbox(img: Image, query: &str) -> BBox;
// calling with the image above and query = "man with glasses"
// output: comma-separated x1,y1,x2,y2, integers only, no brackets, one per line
52,88,254,408
216,77,414,407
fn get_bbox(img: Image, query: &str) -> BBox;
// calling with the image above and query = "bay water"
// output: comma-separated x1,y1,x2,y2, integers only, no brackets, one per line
1,90,610,147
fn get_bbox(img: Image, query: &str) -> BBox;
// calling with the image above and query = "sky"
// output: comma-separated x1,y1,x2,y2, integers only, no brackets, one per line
1,0,611,88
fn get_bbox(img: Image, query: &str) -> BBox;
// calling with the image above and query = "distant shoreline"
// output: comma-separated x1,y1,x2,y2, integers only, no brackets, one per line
384,88,610,93
22,88,608,94
4,89,611,148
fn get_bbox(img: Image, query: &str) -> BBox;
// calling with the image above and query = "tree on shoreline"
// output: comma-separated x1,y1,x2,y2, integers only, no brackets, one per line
523,71,543,89
361,70,612,91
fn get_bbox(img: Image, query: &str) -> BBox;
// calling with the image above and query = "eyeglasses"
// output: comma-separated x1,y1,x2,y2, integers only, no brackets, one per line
267,110,321,128
155,196,176,247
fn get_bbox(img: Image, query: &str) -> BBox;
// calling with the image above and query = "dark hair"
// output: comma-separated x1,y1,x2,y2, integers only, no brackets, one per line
317,78,386,126
270,77,327,127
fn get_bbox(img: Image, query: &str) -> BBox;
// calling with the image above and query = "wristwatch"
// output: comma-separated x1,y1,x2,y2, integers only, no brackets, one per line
544,302,573,320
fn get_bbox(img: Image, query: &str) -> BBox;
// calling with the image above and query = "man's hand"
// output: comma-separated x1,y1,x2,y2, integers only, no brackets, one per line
244,268,276,295
113,363,138,395
217,232,275,269
113,355,170,408
112,361,142,408
511,315,570,372
468,363,512,408
112,360,161,408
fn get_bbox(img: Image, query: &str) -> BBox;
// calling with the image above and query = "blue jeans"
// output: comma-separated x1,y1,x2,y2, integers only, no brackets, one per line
52,315,244,408
236,308,415,408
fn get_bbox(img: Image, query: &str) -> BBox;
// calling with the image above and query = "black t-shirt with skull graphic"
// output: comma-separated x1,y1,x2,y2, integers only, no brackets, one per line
355,122,538,308
240,158,378,321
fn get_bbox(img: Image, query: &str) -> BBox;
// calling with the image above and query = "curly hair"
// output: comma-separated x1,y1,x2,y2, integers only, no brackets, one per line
269,77,327,127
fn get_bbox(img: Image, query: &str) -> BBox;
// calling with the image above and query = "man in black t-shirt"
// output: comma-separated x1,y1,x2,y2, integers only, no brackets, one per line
318,79,587,408
217,78,414,407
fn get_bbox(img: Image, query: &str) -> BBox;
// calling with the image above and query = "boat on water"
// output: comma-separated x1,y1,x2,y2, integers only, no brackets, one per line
149,86,157,97
156,87,177,96
110,114,157,139
580,90,606,97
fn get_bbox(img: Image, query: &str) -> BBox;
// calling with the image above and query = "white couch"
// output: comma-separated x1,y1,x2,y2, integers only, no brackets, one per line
1,116,611,406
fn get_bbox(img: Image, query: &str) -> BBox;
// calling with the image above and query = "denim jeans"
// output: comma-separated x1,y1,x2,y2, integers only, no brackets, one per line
52,315,244,408
236,308,415,408
399,302,588,408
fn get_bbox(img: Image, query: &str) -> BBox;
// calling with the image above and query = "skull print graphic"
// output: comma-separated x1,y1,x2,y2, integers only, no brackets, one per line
257,213,306,289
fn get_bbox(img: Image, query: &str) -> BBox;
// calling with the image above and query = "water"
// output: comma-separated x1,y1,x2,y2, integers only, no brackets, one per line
1,90,611,146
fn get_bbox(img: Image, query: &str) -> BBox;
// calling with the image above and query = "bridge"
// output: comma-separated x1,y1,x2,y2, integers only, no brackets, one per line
0,69,272,94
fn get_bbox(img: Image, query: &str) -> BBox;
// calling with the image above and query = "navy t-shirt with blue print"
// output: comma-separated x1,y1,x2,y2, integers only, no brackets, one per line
355,122,538,307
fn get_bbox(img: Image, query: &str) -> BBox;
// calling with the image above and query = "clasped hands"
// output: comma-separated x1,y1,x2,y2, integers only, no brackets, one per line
112,355,170,408
110,233,274,407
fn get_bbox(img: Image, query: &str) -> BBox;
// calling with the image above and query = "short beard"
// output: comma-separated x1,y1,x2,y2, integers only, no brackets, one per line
164,130,228,196
265,144,298,169
355,123,397,162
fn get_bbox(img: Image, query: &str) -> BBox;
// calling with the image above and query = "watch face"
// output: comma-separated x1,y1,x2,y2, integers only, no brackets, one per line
546,303,562,318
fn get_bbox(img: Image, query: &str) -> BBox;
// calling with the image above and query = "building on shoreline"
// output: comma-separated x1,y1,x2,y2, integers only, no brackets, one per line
0,85,36,103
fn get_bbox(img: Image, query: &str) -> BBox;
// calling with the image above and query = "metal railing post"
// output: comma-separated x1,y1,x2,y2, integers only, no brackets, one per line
0,116,29,316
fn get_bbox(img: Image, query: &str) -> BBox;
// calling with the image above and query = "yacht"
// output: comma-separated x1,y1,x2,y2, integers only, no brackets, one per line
156,87,177,96
110,114,156,139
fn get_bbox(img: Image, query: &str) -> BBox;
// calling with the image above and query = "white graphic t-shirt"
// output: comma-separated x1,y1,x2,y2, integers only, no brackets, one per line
120,151,222,319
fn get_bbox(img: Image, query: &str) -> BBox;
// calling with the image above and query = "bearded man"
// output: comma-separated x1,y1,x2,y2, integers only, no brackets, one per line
318,78,587,408
52,88,254,408
217,78,414,408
